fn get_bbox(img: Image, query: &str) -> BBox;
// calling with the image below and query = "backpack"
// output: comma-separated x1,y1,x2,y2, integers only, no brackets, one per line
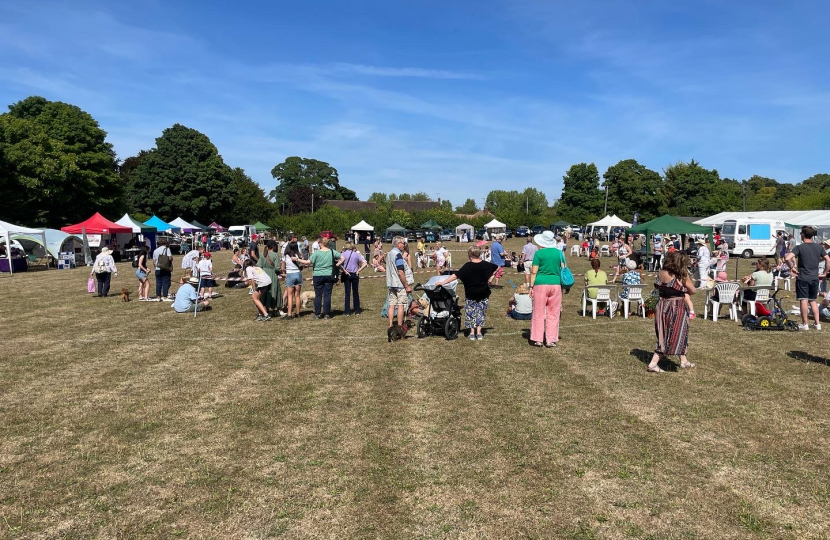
131,255,139,268
94,257,109,274
157,248,172,272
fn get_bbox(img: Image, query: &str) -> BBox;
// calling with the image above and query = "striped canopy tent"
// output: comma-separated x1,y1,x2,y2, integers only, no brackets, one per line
209,222,226,231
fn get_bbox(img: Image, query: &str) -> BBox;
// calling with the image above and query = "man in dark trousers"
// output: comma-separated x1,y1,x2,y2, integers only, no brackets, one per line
785,226,830,331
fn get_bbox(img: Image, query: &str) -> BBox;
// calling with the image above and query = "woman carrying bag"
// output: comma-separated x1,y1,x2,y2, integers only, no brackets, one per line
529,231,570,348
308,236,341,319
336,242,368,316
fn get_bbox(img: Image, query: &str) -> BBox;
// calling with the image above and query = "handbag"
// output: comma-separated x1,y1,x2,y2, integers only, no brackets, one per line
560,255,575,289
517,261,525,273
87,277,96,293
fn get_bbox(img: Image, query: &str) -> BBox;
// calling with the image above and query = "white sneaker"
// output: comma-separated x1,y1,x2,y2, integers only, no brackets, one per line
163,297,174,302
814,323,822,330
798,324,810,331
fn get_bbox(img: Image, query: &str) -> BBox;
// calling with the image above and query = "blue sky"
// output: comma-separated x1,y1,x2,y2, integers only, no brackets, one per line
1,1,828,208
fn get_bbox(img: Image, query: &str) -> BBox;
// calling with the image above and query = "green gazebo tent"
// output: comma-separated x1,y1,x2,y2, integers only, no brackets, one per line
386,222,406,233
190,220,214,232
627,214,714,254
420,219,442,230
253,221,271,231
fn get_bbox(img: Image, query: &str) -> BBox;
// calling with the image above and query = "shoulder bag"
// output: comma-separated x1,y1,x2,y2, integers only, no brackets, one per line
559,253,575,290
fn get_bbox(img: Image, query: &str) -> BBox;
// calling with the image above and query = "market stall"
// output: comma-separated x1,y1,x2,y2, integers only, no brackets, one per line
61,213,132,263
455,223,474,242
144,215,180,233
115,213,158,255
0,219,48,274
484,218,506,236
170,217,200,233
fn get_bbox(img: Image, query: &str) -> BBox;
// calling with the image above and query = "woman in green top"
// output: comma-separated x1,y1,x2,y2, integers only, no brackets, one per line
257,240,284,316
529,231,564,347
308,236,341,319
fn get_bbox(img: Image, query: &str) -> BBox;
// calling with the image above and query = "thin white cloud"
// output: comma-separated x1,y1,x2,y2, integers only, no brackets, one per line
332,62,486,80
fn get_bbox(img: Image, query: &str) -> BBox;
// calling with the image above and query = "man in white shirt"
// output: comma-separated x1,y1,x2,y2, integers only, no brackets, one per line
311,236,321,254
282,233,298,255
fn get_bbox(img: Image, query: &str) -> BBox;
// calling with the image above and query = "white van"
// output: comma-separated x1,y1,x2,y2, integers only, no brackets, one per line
228,225,257,246
720,219,785,258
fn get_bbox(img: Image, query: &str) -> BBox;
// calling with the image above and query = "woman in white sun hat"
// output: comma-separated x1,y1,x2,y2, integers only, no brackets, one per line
529,230,564,348
90,247,118,297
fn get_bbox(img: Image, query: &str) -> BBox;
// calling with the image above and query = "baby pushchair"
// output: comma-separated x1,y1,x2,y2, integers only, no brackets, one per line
414,276,462,340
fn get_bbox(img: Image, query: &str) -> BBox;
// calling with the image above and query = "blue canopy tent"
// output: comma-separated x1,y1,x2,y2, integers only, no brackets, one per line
143,215,180,233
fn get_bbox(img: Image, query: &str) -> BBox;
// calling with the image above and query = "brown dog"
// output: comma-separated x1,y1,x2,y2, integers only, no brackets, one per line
387,319,414,342
120,288,131,302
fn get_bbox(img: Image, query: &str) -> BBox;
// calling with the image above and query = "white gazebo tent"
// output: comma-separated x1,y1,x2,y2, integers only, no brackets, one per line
587,214,632,238
455,223,474,242
351,220,374,231
484,218,507,236
170,217,199,232
0,219,48,274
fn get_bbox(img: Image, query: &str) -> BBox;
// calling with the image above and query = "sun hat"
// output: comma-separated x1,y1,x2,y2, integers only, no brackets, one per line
670,234,678,239
188,276,200,285
100,247,112,255
715,271,728,282
695,238,707,245
625,259,637,270
534,230,558,248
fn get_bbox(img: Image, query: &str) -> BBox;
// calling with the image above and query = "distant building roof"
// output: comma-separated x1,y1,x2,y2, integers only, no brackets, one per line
392,201,440,212
456,207,494,220
324,200,378,211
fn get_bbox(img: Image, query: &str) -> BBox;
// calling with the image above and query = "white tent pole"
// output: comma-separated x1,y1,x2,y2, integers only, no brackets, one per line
4,232,11,276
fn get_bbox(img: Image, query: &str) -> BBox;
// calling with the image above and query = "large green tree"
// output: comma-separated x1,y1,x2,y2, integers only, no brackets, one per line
218,168,275,224
269,157,356,209
455,198,479,214
558,163,603,223
0,96,121,227
603,159,665,222
128,124,235,222
663,160,722,216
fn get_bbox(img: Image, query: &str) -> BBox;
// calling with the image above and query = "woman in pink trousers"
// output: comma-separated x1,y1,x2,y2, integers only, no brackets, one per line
529,231,564,348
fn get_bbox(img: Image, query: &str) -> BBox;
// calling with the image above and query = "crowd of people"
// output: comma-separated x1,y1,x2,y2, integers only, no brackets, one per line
86,224,830,372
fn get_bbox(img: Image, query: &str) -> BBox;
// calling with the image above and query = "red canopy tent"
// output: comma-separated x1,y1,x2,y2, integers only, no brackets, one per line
61,213,132,234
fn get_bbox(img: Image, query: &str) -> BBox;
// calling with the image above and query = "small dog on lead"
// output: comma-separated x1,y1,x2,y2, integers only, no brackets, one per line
120,288,131,302
387,319,414,342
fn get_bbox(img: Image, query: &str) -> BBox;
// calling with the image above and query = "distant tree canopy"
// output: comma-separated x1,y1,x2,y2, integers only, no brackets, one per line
0,96,121,227
127,124,236,222
455,198,479,214
558,163,603,224
269,157,356,213
603,159,666,222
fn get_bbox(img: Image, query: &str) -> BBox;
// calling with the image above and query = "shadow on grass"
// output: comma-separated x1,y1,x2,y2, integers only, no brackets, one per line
630,348,678,371
787,350,830,366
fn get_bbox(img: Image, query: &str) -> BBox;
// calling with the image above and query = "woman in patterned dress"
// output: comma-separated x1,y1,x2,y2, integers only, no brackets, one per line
438,245,498,341
648,251,696,372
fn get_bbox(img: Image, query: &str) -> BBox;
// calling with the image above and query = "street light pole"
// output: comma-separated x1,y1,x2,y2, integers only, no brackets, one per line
603,181,609,215
311,187,314,214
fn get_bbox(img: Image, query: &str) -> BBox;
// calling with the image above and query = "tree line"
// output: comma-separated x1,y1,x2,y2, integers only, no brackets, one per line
1,95,827,231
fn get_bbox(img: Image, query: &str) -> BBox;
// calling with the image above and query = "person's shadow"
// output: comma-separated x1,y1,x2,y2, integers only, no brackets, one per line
787,351,830,366
630,348,678,371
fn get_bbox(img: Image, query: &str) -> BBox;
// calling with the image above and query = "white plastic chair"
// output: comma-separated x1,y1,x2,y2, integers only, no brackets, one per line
745,288,771,316
775,276,791,291
704,282,740,321
583,286,614,319
619,285,645,319
570,245,580,256
600,245,611,257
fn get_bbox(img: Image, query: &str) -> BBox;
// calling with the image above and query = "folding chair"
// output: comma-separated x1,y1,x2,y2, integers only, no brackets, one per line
704,282,740,322
744,288,771,316
570,245,580,256
600,245,611,257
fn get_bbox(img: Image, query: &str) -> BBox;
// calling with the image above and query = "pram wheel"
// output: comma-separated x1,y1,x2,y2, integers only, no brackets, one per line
417,317,430,338
741,313,754,327
444,317,459,340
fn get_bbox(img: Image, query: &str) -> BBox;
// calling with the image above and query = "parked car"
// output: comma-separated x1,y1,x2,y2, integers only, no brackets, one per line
475,228,486,240
405,230,418,241
424,231,437,242
439,229,453,241
381,231,395,243
504,228,513,239
531,225,544,235
515,226,530,237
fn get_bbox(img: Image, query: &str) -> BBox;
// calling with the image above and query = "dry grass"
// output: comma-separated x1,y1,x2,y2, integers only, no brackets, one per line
1,240,829,539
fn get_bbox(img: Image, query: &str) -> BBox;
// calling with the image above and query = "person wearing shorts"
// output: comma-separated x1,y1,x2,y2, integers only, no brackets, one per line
281,241,307,318
785,226,830,330
385,236,413,328
520,237,538,286
490,235,507,287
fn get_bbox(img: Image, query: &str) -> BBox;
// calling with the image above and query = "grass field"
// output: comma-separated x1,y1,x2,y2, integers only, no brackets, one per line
1,239,829,539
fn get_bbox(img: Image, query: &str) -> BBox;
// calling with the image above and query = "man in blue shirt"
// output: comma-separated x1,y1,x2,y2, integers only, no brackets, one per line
173,277,211,313
385,236,412,327
490,234,507,288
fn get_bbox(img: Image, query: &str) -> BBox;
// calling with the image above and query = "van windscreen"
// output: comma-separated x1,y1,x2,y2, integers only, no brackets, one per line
722,222,736,234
